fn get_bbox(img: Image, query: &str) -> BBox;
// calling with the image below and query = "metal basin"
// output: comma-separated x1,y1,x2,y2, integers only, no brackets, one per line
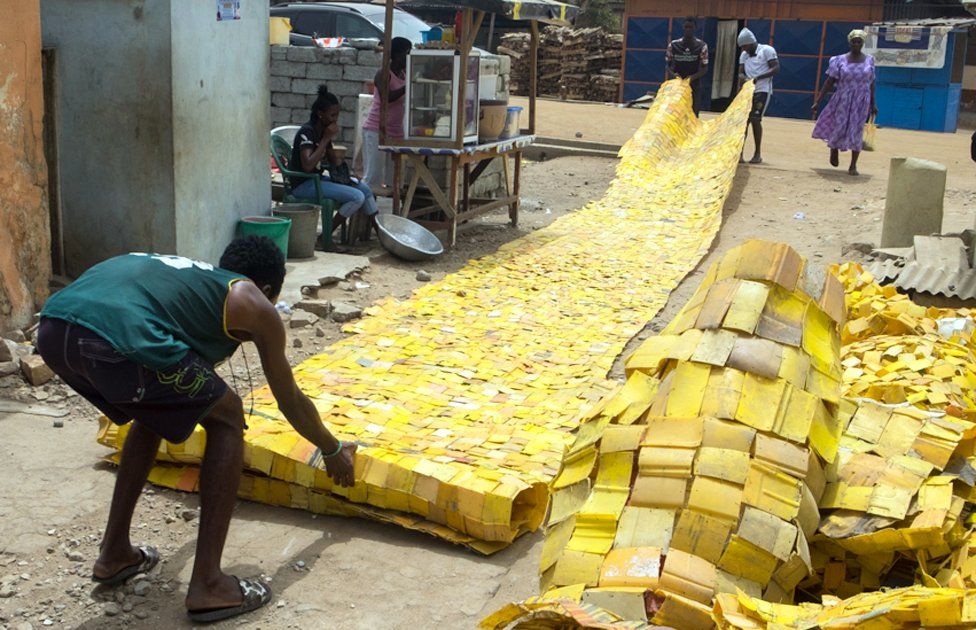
376,214,444,262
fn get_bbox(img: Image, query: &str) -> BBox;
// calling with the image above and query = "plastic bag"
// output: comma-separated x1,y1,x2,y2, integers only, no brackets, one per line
863,117,876,152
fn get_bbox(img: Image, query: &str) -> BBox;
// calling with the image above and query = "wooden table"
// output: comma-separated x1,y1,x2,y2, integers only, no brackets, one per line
380,135,536,247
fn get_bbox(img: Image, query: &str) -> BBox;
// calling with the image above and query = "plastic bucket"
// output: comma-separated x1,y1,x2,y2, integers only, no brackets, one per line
273,204,319,260
239,216,291,258
501,106,523,139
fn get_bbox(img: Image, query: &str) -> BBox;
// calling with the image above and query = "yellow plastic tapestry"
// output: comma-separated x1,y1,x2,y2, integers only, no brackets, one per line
530,240,844,629
97,78,752,552
486,261,976,629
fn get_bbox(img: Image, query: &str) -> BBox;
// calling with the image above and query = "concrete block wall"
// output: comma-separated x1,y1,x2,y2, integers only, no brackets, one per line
270,45,512,199
271,45,378,147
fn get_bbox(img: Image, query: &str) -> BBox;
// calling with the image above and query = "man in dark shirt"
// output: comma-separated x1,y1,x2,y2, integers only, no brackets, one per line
666,16,710,116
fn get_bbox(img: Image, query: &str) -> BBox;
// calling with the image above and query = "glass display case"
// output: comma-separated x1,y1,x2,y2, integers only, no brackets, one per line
404,50,479,145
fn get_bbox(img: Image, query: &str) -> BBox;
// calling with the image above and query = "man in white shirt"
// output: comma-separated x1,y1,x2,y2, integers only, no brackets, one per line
738,28,779,164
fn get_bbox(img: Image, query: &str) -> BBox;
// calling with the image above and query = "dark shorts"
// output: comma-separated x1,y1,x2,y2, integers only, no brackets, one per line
36,318,228,443
750,92,770,121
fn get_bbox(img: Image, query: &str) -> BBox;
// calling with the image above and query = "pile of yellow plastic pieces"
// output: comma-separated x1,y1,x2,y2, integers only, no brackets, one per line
97,78,752,552
483,258,976,629
837,263,976,418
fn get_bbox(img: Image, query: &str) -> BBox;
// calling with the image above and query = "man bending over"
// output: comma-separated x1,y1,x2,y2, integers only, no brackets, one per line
36,236,356,623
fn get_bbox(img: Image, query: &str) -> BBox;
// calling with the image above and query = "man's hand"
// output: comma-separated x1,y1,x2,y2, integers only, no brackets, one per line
325,442,357,487
324,122,340,140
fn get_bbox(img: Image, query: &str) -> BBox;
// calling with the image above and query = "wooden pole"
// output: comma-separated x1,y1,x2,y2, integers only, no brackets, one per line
529,19,539,135
454,8,472,148
379,0,394,145
487,13,496,51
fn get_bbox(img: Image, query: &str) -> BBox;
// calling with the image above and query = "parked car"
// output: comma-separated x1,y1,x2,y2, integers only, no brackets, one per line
270,2,433,46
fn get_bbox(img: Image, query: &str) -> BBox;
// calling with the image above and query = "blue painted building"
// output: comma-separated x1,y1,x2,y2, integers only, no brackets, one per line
620,1,975,123
622,0,885,119
870,19,973,132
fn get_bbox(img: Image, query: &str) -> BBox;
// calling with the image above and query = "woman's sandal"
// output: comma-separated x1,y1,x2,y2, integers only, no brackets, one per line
91,546,160,587
187,577,273,624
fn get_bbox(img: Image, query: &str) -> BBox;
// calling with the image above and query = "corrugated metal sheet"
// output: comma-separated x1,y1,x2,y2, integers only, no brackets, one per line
869,260,976,300
868,258,905,283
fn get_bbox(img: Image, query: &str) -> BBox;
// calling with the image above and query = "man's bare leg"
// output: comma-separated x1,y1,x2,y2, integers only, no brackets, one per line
750,119,763,163
185,392,247,611
93,422,161,579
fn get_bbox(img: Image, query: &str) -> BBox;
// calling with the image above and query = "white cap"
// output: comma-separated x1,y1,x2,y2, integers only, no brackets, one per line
738,28,757,46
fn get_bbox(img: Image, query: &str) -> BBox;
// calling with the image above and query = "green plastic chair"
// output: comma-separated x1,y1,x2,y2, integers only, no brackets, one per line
270,131,344,248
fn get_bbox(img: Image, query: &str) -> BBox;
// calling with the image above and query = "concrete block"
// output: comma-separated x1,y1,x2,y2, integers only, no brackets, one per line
271,107,291,126
295,299,333,318
338,111,357,129
291,109,309,124
272,92,307,109
329,80,363,97
480,57,500,74
498,54,511,74
330,301,363,322
305,94,319,109
271,59,307,78
341,96,360,111
21,355,54,386
292,79,324,95
306,63,343,81
880,157,947,248
290,311,318,328
315,48,344,63
338,48,358,64
357,50,383,67
287,46,319,63
270,75,292,92
271,46,288,60
343,64,377,82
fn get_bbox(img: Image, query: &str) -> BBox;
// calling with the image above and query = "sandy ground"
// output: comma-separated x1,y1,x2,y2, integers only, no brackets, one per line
2,100,975,630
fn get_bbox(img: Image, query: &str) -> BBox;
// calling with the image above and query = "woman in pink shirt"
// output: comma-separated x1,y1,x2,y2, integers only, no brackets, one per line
362,37,411,192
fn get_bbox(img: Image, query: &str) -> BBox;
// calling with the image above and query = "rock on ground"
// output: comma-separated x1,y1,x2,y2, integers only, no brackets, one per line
330,302,363,323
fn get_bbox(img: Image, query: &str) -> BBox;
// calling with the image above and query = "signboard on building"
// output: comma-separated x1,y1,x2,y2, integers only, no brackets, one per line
217,0,241,21
864,25,950,68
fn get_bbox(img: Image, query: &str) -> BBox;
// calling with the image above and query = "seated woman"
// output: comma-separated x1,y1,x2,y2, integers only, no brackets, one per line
290,84,378,246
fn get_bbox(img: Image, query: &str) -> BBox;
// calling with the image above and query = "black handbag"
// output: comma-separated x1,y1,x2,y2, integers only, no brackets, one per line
326,161,355,187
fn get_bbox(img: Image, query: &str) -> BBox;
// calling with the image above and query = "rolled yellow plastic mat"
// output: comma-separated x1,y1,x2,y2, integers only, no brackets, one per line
482,257,976,628
97,78,754,552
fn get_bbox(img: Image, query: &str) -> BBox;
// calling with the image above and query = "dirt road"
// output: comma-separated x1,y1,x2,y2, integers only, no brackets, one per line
1,102,974,630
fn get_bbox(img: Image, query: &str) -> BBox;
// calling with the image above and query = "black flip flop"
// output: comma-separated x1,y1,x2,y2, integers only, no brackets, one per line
92,546,160,587
187,577,273,624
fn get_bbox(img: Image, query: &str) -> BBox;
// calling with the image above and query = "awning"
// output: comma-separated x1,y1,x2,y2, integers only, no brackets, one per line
395,0,578,25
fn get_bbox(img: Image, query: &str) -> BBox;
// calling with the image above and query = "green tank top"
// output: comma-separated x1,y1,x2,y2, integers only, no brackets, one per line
42,253,247,370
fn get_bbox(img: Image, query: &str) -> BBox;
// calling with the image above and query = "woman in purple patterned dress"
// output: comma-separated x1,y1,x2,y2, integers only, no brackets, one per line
811,30,878,176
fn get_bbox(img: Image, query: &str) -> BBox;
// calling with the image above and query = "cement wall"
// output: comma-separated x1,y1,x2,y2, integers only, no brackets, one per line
270,46,512,198
41,0,176,276
270,45,383,147
171,0,271,264
0,0,51,331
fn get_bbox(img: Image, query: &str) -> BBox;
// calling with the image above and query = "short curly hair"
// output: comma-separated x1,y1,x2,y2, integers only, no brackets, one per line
219,235,286,299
